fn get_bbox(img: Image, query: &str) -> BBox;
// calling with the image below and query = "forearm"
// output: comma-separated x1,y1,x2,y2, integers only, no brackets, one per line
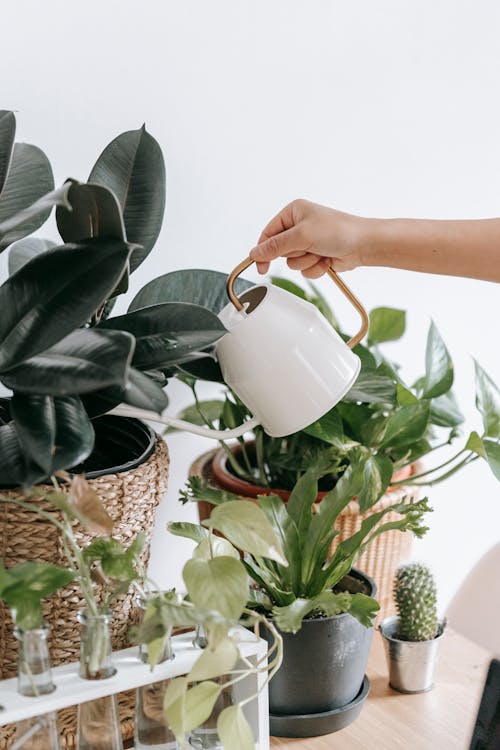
361,217,500,283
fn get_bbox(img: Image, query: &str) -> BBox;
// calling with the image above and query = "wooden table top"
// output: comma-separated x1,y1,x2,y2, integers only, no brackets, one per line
270,628,491,750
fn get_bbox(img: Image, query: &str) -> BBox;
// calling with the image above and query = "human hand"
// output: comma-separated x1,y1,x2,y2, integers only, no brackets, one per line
249,199,367,278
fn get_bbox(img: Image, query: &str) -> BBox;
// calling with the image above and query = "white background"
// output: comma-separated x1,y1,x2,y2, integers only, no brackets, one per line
2,0,500,612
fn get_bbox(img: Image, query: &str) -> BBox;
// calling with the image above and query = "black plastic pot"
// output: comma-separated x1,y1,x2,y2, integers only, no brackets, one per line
263,568,376,737
74,415,156,477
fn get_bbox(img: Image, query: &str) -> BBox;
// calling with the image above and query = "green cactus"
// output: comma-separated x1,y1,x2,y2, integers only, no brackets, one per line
394,562,439,641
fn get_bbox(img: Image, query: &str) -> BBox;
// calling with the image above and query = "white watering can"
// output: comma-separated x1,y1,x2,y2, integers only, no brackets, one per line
112,258,368,439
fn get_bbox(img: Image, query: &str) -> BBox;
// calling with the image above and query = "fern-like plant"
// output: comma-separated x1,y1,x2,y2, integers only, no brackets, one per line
394,562,439,641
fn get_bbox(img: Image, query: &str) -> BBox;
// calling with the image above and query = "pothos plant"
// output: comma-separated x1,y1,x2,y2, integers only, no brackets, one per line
172,274,500,510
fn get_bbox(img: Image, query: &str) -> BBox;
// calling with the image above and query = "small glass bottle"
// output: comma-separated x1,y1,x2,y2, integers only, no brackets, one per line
13,625,60,750
76,610,123,750
135,598,179,749
188,627,233,750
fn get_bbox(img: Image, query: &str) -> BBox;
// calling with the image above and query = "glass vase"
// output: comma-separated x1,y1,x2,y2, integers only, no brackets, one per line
188,627,233,750
76,610,123,750
135,597,179,749
13,625,60,750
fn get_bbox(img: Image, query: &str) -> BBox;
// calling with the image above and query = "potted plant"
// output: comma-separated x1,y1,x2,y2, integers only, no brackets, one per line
166,272,500,614
379,562,446,694
176,459,432,738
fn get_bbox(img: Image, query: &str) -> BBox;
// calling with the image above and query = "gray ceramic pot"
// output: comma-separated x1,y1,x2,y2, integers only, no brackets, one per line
379,615,446,693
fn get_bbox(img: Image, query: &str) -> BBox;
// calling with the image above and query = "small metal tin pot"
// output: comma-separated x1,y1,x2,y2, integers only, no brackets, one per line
379,615,446,693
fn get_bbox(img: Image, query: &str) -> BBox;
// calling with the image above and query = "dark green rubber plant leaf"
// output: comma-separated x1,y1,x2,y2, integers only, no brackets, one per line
1,329,134,396
178,356,224,383
101,302,226,370
0,143,54,251
0,238,133,372
11,393,56,474
56,181,128,297
128,269,254,315
82,366,168,418
88,125,165,272
8,237,57,275
50,396,95,473
0,397,11,425
0,422,29,486
0,110,16,195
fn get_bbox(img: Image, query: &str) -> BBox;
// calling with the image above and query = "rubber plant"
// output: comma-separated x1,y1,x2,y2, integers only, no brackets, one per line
0,110,241,488
168,273,500,511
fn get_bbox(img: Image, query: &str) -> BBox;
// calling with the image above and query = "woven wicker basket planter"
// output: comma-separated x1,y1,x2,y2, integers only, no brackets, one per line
190,447,420,622
0,415,169,750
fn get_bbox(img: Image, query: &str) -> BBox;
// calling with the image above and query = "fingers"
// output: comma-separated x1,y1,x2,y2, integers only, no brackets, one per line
249,226,303,264
286,253,323,272
301,258,331,279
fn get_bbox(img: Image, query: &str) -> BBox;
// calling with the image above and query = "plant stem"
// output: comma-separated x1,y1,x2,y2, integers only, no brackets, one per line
255,429,268,486
405,454,477,486
390,449,467,485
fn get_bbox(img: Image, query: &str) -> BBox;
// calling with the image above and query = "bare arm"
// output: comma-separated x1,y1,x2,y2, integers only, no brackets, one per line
249,199,500,283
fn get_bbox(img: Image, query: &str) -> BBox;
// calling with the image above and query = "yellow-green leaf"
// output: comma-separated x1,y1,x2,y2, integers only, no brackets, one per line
188,637,239,682
183,557,248,621
217,705,255,750
184,681,221,733
203,501,288,566
193,537,239,561
163,676,187,739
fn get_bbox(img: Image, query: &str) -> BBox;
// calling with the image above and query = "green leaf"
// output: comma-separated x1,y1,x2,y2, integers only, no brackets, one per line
0,239,132,372
286,467,320,537
257,493,301,590
163,676,187,740
189,637,239,681
303,408,344,447
217,705,255,750
482,439,500,481
51,396,95,472
0,184,70,254
1,561,74,630
368,307,406,345
379,402,430,449
344,370,396,405
178,357,225,383
128,268,253,314
82,366,168,418
465,430,486,458
0,143,54,251
0,422,30,485
0,111,16,194
184,556,248,621
11,394,55,474
184,681,222,734
8,237,56,275
345,593,380,628
357,453,393,512
272,591,352,633
396,383,418,405
167,521,209,544
204,501,288,565
423,321,453,399
430,390,464,427
474,360,500,438
168,400,224,433
101,303,225,369
1,329,134,395
88,125,166,272
83,536,141,581
193,537,240,561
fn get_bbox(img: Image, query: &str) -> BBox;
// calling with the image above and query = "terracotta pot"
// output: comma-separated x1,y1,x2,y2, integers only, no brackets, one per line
189,446,419,620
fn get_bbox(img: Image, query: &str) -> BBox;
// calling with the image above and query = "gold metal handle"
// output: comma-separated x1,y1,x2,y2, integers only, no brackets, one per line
226,257,369,349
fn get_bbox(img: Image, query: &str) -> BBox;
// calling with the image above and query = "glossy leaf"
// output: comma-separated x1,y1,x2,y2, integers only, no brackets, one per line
304,407,344,447
430,390,464,427
0,561,74,630
0,239,132,371
88,126,165,271
10,393,55,474
0,143,55,251
344,369,396,404
183,556,249,620
169,400,224,433
188,637,239,681
167,521,209,544
272,592,352,633
128,268,253,314
203,501,288,565
379,402,430,449
82,366,168,418
474,360,500,438
0,422,28,485
101,303,225,369
0,110,16,194
483,439,500,481
217,705,255,750
8,237,56,275
56,180,125,243
357,453,393,512
51,396,95,473
423,321,453,399
1,329,134,395
178,356,224,383
396,383,418,405
368,307,406,344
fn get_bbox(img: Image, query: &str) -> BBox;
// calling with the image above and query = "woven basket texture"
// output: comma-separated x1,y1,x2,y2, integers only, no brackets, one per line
190,449,419,621
0,434,169,749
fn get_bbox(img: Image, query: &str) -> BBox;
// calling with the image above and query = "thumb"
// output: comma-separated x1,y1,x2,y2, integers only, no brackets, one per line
249,227,302,263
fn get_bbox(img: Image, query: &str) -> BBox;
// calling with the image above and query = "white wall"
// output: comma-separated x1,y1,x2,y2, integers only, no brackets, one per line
2,0,500,611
